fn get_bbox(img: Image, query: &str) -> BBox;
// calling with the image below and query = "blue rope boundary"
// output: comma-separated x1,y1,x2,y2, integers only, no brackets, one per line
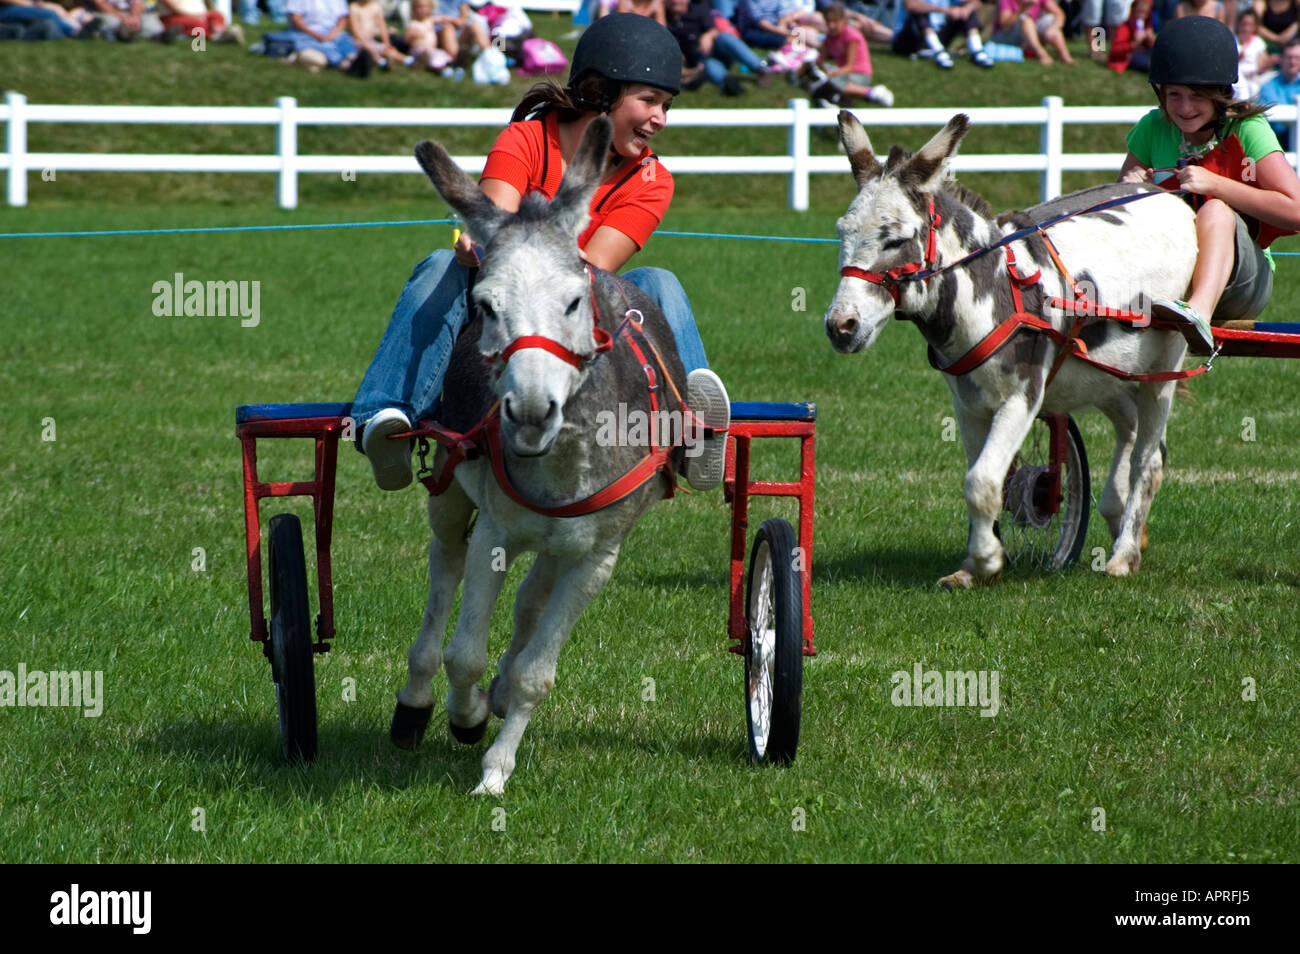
0,218,839,244
4,217,1299,256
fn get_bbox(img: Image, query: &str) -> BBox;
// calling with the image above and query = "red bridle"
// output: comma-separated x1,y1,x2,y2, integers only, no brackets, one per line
484,264,613,372
838,197,943,305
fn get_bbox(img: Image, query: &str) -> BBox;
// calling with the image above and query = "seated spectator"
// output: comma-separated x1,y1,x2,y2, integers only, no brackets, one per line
405,0,457,71
736,0,821,50
891,0,995,68
1257,0,1298,48
274,0,373,75
993,0,1074,63
157,0,244,40
619,0,667,24
0,0,94,37
1236,8,1273,96
83,0,166,40
1106,0,1155,71
430,0,489,63
240,0,287,27
1259,37,1300,147
349,0,402,66
803,2,893,104
842,4,894,43
1080,0,1133,56
667,0,770,95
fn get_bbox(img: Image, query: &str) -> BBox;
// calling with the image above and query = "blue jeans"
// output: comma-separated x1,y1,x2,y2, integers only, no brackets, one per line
240,0,287,24
353,251,709,427
0,7,75,36
270,29,356,65
707,31,767,80
741,28,786,50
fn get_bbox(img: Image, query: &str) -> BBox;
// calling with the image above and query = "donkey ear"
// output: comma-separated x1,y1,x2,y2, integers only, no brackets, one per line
837,110,879,187
902,114,971,195
415,139,507,246
551,117,613,239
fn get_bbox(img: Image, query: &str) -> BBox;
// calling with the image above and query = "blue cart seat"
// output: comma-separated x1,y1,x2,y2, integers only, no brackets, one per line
236,402,354,425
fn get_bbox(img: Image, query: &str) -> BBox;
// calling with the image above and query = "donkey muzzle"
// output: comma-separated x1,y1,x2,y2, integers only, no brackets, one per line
502,393,561,456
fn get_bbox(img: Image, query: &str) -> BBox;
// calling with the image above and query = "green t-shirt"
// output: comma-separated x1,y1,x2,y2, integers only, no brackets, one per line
1126,109,1284,269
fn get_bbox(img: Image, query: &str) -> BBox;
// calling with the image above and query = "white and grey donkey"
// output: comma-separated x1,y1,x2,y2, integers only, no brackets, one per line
825,112,1199,588
390,118,696,795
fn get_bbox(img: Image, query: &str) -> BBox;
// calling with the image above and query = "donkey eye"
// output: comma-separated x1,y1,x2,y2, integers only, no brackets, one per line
476,298,496,320
565,297,581,316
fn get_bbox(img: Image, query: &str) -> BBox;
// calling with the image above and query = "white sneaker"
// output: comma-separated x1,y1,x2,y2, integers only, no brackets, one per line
935,50,955,69
683,369,730,492
362,408,413,490
867,84,894,107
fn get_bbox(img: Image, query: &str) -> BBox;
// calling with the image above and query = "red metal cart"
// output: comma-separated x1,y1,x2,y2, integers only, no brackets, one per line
237,400,817,766
993,324,1300,574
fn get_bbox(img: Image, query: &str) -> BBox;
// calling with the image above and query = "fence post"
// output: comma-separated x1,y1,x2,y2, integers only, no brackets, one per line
788,97,810,212
6,91,28,208
1040,94,1063,202
1292,95,1300,173
277,96,298,210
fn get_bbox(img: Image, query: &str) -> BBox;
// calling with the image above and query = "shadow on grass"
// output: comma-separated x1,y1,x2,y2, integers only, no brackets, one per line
138,708,743,799
628,545,956,592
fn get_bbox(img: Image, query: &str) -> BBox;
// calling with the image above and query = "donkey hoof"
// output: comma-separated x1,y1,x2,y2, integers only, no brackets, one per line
390,700,433,749
1106,551,1140,577
489,675,508,720
449,716,488,745
938,569,974,590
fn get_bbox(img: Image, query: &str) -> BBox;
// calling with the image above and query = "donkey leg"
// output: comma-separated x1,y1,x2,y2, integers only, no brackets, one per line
940,401,1037,590
1106,381,1174,577
1096,388,1138,543
473,548,620,797
393,485,475,748
490,556,560,720
443,517,513,741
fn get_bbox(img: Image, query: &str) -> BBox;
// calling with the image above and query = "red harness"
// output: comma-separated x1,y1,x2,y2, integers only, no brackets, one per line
404,267,693,517
838,194,1218,384
839,197,943,305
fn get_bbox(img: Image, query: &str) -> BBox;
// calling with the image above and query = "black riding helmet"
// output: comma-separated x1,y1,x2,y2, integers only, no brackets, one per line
1149,15,1238,89
567,13,683,114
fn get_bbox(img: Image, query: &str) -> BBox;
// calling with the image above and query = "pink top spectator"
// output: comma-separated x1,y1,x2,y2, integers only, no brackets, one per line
822,22,871,73
998,0,1046,17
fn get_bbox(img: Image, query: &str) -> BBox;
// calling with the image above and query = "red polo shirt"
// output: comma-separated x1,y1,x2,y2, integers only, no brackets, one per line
480,111,673,250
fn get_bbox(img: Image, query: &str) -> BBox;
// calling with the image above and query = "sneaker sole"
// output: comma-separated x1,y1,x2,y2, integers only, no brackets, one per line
684,370,730,492
1151,301,1214,353
363,411,414,490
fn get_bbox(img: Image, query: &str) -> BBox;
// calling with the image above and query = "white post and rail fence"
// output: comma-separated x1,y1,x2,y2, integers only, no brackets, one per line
5,91,1300,211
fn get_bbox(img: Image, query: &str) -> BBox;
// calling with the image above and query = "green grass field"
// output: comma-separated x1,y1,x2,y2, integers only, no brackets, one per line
2,25,1298,863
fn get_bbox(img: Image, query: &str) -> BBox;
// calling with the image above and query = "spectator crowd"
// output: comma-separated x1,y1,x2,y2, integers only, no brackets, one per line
7,0,1300,126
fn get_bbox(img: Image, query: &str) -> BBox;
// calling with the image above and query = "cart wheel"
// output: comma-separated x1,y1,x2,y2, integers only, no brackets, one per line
997,414,1091,572
744,518,803,765
268,513,318,764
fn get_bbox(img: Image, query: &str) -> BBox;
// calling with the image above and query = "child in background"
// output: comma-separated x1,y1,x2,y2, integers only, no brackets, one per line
803,3,893,107
1106,0,1156,73
406,0,456,71
1234,8,1273,97
991,0,1074,65
349,0,404,68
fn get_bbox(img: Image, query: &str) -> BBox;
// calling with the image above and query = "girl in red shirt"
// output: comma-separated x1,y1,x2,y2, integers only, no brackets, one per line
355,13,730,492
